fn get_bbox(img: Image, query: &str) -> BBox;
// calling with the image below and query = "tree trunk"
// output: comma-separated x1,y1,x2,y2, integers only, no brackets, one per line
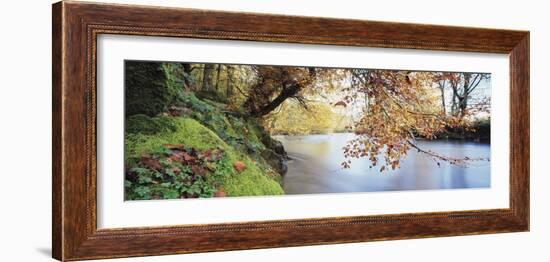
440,88,446,115
226,66,234,97
459,95,468,117
182,63,192,91
438,84,446,115
214,64,222,92
451,88,458,116
249,81,302,117
201,64,215,92
245,67,316,117
459,73,471,117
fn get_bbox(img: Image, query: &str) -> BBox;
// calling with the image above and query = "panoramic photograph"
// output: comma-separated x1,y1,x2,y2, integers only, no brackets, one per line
124,60,491,201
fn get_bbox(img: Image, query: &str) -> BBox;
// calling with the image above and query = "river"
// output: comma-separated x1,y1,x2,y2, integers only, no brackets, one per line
274,133,490,195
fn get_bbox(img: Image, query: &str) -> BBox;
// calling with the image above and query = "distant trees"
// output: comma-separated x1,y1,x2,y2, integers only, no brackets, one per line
435,72,491,118
265,101,337,135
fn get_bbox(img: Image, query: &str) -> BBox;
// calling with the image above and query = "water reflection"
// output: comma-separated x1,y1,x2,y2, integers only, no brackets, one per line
274,133,490,195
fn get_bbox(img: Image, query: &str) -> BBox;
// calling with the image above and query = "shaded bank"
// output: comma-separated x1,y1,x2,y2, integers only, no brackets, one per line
435,119,491,141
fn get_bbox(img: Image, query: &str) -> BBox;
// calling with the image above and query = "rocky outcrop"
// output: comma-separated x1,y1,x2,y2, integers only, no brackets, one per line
260,135,289,175
261,148,288,175
125,61,181,117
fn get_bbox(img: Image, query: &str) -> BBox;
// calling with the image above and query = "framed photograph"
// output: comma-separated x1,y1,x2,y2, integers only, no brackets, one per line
52,1,529,261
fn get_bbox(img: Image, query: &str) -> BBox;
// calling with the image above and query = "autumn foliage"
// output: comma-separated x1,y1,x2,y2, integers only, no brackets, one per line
339,70,489,171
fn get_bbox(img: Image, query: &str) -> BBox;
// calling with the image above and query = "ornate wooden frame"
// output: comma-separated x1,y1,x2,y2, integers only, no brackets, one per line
52,1,530,261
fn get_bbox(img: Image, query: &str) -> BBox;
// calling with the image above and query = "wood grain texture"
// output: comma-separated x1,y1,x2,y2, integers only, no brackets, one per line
509,35,530,226
52,2,63,260
52,1,530,261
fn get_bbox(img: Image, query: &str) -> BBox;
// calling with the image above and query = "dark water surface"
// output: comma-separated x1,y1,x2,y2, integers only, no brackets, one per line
275,133,490,195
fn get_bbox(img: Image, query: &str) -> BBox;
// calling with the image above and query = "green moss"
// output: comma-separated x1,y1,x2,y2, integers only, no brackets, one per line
125,117,227,158
125,116,284,197
161,63,185,99
244,118,266,146
125,61,181,116
177,92,215,114
219,153,284,196
126,114,179,135
203,114,239,143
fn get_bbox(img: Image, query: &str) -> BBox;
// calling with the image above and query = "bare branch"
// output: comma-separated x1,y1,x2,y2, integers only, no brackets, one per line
406,140,489,167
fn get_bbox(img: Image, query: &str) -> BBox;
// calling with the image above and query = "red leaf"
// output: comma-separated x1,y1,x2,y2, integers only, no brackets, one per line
182,152,195,162
233,161,247,172
191,165,207,176
214,189,226,197
168,153,183,162
140,156,162,170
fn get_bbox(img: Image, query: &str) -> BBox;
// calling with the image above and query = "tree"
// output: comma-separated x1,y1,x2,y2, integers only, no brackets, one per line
214,64,223,92
340,69,487,170
243,66,318,117
434,72,448,115
240,66,489,170
201,64,216,92
181,63,194,90
442,72,490,117
226,65,234,97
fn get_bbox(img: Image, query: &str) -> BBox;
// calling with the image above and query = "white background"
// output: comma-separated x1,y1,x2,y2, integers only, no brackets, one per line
0,0,546,261
98,35,509,228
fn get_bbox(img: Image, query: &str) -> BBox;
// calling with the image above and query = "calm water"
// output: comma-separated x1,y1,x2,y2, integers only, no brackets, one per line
274,133,490,195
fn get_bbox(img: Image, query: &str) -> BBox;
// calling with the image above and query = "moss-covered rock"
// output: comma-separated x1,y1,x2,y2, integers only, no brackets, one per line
247,119,289,175
175,93,267,155
126,114,178,135
125,116,284,197
125,61,181,116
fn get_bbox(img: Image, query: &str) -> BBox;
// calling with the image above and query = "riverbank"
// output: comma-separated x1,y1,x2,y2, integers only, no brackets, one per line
124,92,287,200
433,119,491,142
272,119,491,142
